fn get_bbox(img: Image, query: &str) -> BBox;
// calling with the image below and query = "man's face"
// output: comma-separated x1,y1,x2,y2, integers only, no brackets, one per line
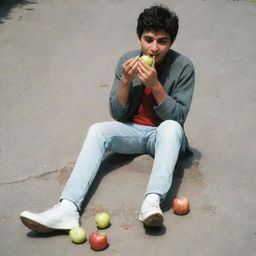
138,30,173,65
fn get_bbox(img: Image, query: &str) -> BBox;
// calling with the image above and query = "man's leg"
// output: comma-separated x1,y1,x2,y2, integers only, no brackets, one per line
146,120,184,196
60,121,150,210
20,121,150,233
139,120,184,227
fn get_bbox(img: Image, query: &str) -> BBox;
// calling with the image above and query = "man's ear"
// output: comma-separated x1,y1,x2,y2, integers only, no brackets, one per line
170,37,176,46
137,34,141,44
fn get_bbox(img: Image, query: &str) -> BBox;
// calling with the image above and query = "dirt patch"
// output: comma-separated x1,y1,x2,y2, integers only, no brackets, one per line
202,204,216,213
56,163,74,185
98,84,110,87
0,216,15,224
90,206,107,215
183,160,204,185
82,206,138,230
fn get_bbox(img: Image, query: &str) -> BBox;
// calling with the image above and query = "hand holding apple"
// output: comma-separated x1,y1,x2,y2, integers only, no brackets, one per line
137,55,160,90
122,56,139,83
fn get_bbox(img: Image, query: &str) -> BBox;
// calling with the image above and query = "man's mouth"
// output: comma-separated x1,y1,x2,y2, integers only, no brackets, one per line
153,55,159,61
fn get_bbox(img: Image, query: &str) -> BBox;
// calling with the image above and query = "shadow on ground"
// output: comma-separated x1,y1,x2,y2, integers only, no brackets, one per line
80,153,139,214
161,147,202,212
26,230,68,238
80,148,201,215
144,224,167,236
0,0,37,24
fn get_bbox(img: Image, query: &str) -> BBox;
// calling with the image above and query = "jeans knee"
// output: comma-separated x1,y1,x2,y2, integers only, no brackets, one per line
87,121,116,143
157,120,183,140
87,122,106,139
89,122,104,132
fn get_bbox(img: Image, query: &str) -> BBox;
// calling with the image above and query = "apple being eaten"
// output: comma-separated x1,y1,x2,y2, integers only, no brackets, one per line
140,55,154,66
69,227,87,244
95,212,110,229
89,231,108,251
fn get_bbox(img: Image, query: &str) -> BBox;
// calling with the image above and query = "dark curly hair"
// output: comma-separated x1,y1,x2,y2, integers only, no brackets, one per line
137,5,179,42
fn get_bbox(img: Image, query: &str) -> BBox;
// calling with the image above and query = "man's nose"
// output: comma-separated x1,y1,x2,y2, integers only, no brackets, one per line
151,41,159,52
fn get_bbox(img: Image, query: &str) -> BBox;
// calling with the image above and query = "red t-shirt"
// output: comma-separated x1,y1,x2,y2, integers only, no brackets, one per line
132,86,161,126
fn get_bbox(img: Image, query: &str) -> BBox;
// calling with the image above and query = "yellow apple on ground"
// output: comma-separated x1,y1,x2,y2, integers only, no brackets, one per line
95,212,110,229
69,227,87,244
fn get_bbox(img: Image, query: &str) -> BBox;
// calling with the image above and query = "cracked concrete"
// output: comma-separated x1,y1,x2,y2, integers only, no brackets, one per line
0,162,74,186
1,0,256,255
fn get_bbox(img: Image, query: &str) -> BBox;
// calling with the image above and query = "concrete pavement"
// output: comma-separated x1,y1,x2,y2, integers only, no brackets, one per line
0,0,256,255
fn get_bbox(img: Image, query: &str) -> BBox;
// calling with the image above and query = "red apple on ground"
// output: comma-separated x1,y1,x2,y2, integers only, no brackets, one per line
69,227,87,244
140,55,154,66
172,197,190,215
89,231,108,251
95,212,110,229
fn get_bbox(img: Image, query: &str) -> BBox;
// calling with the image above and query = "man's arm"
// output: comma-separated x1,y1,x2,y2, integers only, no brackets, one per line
109,54,141,122
117,57,139,107
138,56,195,126
154,62,195,126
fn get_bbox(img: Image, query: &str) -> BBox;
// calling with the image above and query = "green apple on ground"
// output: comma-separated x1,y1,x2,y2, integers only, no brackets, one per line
140,55,154,66
95,212,110,229
69,227,87,244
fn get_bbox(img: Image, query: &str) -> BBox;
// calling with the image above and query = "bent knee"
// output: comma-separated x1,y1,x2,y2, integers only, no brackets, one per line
87,121,118,139
159,120,182,130
88,122,103,133
87,122,111,138
157,120,183,138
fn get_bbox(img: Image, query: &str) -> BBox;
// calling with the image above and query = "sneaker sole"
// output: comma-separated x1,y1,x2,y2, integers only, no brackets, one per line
141,213,164,227
20,216,61,233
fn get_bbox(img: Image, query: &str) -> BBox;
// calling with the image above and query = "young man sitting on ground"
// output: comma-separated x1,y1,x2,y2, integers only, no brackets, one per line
20,5,195,232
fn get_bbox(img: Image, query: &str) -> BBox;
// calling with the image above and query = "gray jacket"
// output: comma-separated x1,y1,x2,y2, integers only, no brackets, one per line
109,49,195,153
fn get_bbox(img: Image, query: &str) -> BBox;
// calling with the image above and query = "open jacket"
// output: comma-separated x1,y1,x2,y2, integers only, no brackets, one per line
109,49,195,153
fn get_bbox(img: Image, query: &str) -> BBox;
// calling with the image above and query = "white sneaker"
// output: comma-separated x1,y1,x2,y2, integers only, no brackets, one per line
139,200,164,227
20,203,80,233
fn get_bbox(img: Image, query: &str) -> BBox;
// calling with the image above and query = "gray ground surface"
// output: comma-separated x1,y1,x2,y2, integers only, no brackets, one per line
0,0,256,255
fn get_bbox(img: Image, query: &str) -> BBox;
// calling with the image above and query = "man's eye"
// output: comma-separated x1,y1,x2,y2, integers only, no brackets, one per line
158,39,168,45
144,37,153,43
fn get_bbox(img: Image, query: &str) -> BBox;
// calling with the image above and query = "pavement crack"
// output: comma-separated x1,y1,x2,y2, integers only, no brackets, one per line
0,163,74,186
0,170,59,186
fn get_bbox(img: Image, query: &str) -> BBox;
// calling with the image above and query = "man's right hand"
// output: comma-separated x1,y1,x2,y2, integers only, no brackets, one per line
121,56,139,84
117,57,139,107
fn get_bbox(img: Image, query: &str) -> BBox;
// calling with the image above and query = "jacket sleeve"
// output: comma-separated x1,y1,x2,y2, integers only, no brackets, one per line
154,62,195,126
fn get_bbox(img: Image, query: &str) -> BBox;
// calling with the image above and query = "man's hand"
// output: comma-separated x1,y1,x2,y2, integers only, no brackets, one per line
137,57,167,105
118,57,139,107
137,57,158,89
121,56,139,84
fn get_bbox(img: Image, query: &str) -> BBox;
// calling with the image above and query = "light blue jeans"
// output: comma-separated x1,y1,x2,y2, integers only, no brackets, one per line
60,120,184,211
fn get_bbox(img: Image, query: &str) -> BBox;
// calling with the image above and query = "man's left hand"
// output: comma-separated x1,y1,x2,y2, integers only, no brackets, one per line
137,57,167,105
137,57,159,89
